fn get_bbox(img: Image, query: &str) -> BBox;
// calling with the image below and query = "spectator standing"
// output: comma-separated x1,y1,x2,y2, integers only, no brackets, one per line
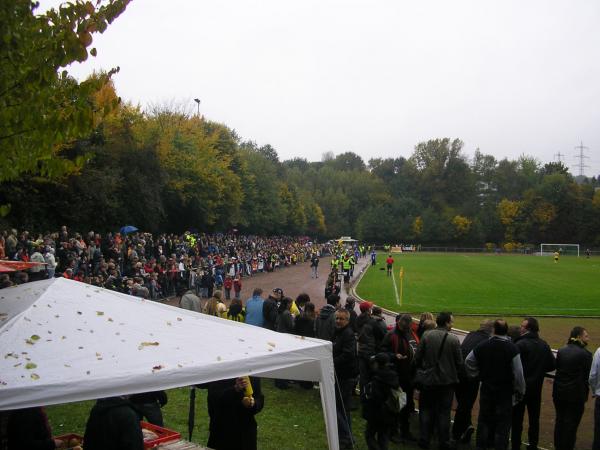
371,306,388,352
233,273,242,300
275,297,295,389
414,311,463,450
315,294,340,342
262,288,283,331
344,296,358,333
43,247,57,279
245,288,265,327
310,253,320,278
333,309,359,450
381,313,417,443
83,396,144,450
204,291,227,318
589,345,600,450
465,319,525,450
361,353,400,450
553,326,592,450
28,246,46,281
356,301,376,393
223,275,233,300
206,377,264,450
129,391,168,426
180,288,202,312
1,406,64,450
452,319,493,444
227,298,246,322
511,317,556,450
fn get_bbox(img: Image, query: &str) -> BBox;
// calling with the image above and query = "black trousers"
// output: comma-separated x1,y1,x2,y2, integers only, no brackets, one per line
452,378,480,440
419,385,454,450
553,399,584,450
511,383,542,450
476,388,512,450
594,397,600,450
365,420,390,450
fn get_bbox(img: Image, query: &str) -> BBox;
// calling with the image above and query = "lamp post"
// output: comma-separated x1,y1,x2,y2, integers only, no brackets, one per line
193,98,201,116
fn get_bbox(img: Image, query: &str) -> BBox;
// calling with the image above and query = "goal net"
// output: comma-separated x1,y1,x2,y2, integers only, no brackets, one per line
539,243,580,257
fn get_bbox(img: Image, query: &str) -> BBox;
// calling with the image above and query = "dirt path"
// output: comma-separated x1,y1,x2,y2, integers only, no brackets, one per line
166,256,371,310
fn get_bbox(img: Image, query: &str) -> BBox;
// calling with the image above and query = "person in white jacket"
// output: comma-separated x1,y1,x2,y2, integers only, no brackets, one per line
588,347,600,450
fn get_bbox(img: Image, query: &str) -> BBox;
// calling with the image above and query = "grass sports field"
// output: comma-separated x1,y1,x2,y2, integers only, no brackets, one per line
356,252,600,316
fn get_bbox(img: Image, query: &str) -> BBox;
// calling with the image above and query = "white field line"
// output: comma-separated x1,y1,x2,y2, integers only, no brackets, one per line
391,270,400,305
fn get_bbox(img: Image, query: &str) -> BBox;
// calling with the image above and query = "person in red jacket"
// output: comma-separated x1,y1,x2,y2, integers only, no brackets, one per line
385,255,394,277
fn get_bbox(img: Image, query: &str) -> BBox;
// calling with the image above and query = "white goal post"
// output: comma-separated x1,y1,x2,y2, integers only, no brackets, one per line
539,243,580,257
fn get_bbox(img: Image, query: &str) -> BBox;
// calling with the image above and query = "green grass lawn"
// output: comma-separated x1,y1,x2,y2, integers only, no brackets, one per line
356,253,600,316
46,382,422,450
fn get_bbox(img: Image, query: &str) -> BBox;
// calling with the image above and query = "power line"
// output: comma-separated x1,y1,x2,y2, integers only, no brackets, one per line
573,141,589,177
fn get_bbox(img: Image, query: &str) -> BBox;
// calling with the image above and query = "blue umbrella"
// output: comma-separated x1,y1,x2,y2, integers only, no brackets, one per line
120,225,138,235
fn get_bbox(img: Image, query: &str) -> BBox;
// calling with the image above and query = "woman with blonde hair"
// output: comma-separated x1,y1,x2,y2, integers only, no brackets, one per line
204,290,227,318
417,312,434,339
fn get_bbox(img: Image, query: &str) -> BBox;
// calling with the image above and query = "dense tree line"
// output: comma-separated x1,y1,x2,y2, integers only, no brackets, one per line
1,2,599,245
1,78,599,247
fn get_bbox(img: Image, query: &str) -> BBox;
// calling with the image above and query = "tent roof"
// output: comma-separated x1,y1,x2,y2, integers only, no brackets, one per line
0,278,333,410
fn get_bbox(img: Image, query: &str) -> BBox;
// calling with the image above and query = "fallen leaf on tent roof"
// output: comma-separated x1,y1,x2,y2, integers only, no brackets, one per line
166,321,172,326
268,349,273,352
86,294,91,298
33,305,37,308
64,364,71,368
46,304,52,308
24,317,31,322
5,353,17,359
46,339,52,342
25,362,37,370
47,330,52,334
0,380,7,386
138,341,159,350
177,364,183,368
216,356,222,361
13,363,21,367
78,346,84,350
89,330,94,333
267,342,276,347
177,317,182,321
115,332,120,335
152,365,164,372
21,352,27,355
61,336,66,340
25,339,35,345
108,318,113,322
238,338,245,342
30,335,40,341
0,313,7,319
55,315,59,318
77,311,82,315
25,357,30,361
86,371,90,375
30,373,40,380
96,311,104,316
96,352,101,357
77,328,83,331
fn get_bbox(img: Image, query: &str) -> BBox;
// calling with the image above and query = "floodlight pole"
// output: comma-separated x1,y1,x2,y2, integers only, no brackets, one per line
194,98,201,116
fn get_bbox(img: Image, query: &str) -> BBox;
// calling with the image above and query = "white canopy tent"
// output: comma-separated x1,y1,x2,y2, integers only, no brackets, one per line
0,278,339,449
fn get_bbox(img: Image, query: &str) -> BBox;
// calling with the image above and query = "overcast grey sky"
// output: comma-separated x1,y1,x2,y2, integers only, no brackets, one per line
40,0,600,175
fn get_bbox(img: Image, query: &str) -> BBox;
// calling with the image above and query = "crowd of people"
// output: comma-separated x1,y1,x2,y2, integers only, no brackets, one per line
0,227,332,300
2,228,600,450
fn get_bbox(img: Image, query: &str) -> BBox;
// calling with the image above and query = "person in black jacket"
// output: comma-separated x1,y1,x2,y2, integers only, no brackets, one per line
315,294,340,341
275,297,294,389
465,319,525,450
511,317,556,450
130,390,168,427
452,319,492,443
1,407,63,450
553,326,592,450
362,353,400,450
83,396,144,450
333,309,359,450
262,288,282,331
206,377,264,450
